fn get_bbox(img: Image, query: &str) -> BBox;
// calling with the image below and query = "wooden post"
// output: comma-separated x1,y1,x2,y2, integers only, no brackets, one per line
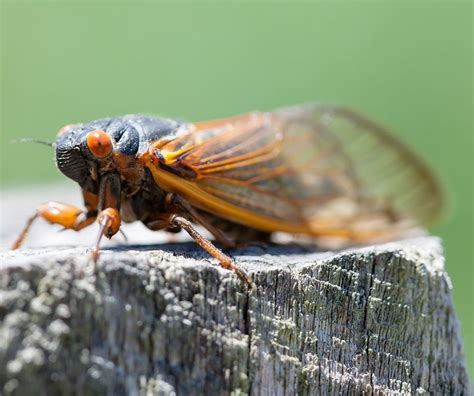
0,237,469,395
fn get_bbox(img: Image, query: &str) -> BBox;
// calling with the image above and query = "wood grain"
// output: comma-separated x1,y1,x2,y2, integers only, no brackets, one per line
0,237,469,395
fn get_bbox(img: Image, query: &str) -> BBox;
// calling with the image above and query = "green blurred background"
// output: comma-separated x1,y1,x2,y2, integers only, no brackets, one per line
1,0,472,377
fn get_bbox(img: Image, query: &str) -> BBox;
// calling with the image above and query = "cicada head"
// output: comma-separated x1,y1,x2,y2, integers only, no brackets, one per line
55,117,141,189
55,123,96,186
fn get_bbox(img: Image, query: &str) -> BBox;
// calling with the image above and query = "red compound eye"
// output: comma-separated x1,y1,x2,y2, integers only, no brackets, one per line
86,130,113,158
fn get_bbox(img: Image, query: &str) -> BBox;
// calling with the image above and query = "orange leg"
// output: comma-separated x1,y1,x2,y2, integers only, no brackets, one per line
90,173,122,262
169,215,253,289
12,175,122,265
11,201,97,250
90,208,121,262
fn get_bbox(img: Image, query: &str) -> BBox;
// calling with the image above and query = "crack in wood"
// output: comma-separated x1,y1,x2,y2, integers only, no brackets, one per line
0,238,469,395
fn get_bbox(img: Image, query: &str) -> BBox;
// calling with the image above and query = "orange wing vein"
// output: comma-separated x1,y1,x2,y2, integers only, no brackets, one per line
144,104,444,243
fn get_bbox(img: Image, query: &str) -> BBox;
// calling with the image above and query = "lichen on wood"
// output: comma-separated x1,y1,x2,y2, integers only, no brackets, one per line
0,237,469,395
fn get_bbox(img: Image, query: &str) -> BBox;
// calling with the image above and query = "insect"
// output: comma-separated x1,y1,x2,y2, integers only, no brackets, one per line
12,104,444,287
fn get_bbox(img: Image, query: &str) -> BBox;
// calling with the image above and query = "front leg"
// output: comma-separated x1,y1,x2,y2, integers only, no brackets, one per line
12,174,123,267
90,172,122,262
11,190,98,250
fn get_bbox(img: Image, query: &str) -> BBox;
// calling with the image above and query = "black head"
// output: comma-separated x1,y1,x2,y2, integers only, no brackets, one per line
55,117,141,191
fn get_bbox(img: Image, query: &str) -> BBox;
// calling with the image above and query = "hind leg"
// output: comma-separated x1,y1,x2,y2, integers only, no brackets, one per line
169,215,253,289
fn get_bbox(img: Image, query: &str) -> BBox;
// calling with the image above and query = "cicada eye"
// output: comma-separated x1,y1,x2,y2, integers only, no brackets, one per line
86,130,113,158
57,124,78,137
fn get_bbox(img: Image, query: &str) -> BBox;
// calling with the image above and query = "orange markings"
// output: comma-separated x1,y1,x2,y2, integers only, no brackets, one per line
86,130,113,158
98,208,121,237
38,202,82,229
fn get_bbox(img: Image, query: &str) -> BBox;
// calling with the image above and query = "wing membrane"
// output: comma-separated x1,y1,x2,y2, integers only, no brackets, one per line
154,104,444,241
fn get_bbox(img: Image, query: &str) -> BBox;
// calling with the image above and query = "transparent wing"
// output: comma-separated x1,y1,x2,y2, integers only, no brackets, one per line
155,104,444,241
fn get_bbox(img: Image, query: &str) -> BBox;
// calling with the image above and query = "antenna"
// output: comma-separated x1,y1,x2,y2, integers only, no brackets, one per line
11,138,55,147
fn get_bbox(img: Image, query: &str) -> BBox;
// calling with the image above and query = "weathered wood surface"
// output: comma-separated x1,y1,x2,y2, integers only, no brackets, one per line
0,237,469,395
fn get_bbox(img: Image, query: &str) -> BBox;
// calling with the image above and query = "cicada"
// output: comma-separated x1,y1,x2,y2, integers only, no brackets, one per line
12,104,444,287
